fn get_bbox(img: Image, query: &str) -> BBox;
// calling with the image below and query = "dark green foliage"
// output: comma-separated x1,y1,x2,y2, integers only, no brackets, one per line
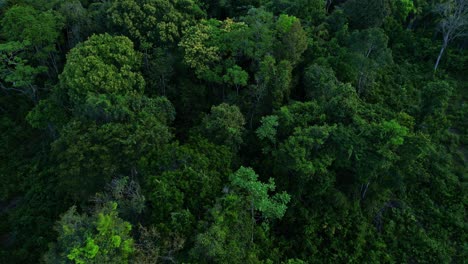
191,166,289,263
342,0,392,29
0,0,466,263
198,103,246,151
145,139,233,234
200,0,260,18
51,117,173,200
266,0,326,25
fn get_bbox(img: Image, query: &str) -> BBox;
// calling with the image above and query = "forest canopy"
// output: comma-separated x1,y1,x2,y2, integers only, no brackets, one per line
0,0,466,263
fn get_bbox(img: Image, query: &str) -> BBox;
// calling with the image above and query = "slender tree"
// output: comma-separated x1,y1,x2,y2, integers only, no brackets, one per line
434,0,468,71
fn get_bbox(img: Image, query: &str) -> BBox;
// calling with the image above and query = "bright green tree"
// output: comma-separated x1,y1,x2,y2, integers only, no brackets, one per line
1,5,64,58
44,202,135,264
0,41,46,103
0,5,64,101
230,166,290,220
223,65,249,95
274,14,308,65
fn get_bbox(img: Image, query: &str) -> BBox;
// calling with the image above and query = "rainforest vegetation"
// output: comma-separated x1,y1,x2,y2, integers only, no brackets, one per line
0,0,467,263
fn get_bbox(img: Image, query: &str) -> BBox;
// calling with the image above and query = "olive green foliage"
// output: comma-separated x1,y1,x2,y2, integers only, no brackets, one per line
26,33,175,201
180,9,306,105
50,115,173,200
179,18,248,83
108,0,205,48
0,0,466,263
58,33,145,119
337,27,393,95
199,103,246,151
303,63,338,100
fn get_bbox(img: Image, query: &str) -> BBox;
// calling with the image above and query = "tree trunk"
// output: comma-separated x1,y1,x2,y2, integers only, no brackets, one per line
161,75,166,96
49,52,59,77
434,43,446,72
144,50,150,72
357,72,365,95
47,123,58,140
361,181,370,199
326,0,333,13
250,199,255,244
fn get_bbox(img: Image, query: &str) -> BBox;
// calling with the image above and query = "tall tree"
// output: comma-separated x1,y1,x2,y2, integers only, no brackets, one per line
341,28,393,95
434,0,468,71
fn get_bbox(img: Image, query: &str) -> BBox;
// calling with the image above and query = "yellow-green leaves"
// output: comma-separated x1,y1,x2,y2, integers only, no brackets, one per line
46,202,135,264
179,19,222,80
61,34,144,101
180,19,248,83
109,0,205,48
67,238,100,264
58,34,145,120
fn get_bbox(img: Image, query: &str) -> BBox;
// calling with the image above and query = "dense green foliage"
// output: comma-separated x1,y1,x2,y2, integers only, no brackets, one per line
1,0,466,263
